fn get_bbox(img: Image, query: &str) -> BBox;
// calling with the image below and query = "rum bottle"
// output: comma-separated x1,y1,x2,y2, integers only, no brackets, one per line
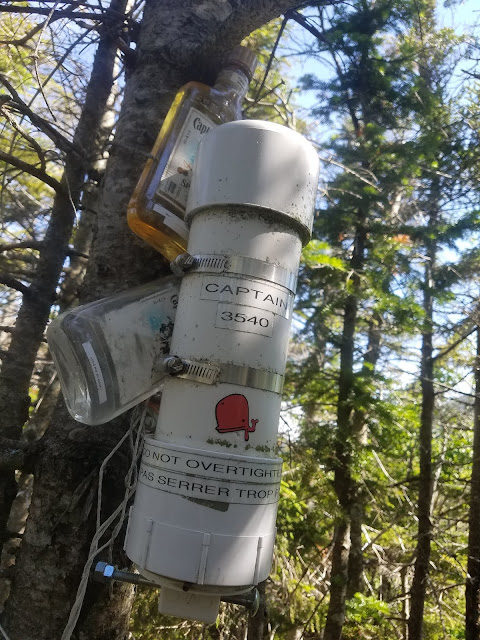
127,46,257,260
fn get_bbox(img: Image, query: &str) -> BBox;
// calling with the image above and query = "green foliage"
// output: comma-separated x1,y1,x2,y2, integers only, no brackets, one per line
343,594,391,639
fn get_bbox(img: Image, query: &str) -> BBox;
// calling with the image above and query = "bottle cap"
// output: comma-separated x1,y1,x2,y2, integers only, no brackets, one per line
224,46,257,80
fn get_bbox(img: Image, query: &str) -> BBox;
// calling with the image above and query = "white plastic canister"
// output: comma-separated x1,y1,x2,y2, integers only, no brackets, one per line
125,121,319,622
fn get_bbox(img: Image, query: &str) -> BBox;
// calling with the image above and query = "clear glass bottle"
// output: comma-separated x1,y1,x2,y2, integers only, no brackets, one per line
127,46,257,261
47,277,179,426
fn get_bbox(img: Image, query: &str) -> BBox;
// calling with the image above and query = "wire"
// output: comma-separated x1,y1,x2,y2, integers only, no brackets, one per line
0,624,12,640
61,403,147,640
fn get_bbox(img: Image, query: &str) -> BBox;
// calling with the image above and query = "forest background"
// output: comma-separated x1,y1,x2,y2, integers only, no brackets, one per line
1,1,480,639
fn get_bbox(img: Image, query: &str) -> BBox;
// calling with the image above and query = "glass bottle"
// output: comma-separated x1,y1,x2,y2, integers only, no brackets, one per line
127,46,257,261
47,276,179,425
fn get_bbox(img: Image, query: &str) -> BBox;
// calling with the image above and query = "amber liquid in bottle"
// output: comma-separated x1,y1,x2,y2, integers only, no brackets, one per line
128,55,255,261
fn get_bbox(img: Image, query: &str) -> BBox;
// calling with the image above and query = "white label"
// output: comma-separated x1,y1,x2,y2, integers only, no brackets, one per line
152,202,189,240
215,303,274,337
82,341,107,404
156,106,216,209
101,287,178,405
139,442,282,505
200,276,293,320
216,69,249,95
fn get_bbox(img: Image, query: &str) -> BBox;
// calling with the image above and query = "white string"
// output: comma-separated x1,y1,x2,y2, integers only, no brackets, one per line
61,403,147,640
0,624,12,640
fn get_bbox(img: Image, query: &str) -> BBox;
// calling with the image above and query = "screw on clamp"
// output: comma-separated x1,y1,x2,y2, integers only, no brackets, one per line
163,356,185,375
170,252,195,277
92,562,260,614
153,355,185,375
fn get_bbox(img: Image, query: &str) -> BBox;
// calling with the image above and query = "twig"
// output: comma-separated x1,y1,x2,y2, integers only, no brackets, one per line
0,21,45,48
1,103,47,172
0,326,15,334
32,3,60,122
432,325,476,363
0,148,63,192
0,73,79,155
0,241,43,253
0,273,31,296
0,6,105,21
311,146,379,189
254,14,289,103
66,248,89,259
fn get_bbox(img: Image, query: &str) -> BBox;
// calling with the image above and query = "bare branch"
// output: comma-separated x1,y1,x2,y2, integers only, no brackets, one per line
1,104,47,171
254,14,288,102
0,241,89,260
0,20,45,47
66,248,89,259
312,147,380,190
0,74,79,155
432,326,477,363
0,241,43,253
0,326,14,334
32,4,59,122
0,273,31,297
0,6,105,21
0,148,63,192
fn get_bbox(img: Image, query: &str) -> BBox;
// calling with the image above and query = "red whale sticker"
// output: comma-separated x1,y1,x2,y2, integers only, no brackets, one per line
215,394,258,441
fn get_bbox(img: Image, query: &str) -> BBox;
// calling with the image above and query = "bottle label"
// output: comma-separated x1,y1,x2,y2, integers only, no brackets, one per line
155,106,216,210
82,341,107,404
152,202,189,240
216,69,250,96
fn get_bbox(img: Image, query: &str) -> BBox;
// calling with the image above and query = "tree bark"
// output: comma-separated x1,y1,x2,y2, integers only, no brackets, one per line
466,322,480,640
1,1,309,638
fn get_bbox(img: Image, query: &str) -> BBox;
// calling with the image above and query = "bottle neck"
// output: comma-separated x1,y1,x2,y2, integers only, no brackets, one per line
213,67,251,100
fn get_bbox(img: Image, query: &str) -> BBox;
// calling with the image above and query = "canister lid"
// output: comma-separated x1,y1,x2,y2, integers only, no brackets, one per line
185,120,319,245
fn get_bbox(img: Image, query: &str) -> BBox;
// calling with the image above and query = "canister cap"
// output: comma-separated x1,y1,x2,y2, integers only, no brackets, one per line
185,121,319,245
224,46,257,80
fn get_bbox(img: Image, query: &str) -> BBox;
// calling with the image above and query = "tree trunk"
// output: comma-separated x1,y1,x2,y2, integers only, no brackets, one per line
324,221,366,640
347,316,382,598
401,565,410,640
0,0,129,554
407,206,437,640
466,322,480,640
324,520,351,640
1,1,306,638
60,76,118,311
